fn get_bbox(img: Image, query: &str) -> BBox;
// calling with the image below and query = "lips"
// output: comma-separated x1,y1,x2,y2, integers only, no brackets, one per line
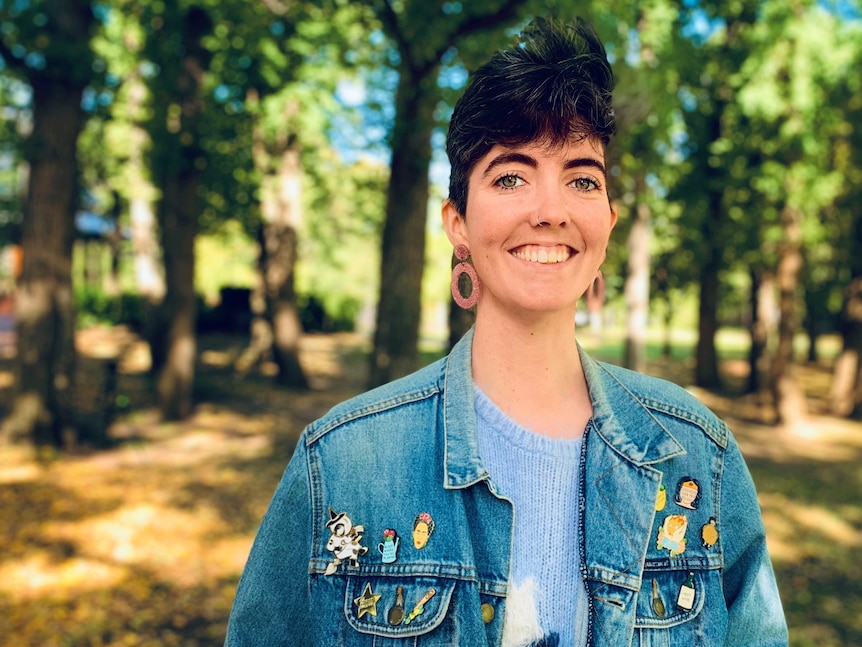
510,244,573,264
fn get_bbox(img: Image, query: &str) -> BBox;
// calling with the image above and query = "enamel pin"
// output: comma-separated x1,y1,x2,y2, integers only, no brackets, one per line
324,508,368,575
674,477,701,510
388,586,405,626
655,483,667,511
701,517,719,549
412,512,435,549
378,528,400,564
354,582,382,618
676,572,696,610
656,514,689,556
403,588,437,625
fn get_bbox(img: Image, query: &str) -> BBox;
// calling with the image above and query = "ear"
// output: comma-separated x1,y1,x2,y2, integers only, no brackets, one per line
609,202,619,232
441,199,468,247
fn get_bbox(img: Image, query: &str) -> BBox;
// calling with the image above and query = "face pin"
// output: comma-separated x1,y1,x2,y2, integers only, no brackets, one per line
674,477,701,510
656,514,689,556
412,512,435,549
324,508,368,575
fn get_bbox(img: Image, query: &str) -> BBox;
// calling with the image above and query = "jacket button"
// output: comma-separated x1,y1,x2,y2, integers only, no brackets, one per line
481,603,495,623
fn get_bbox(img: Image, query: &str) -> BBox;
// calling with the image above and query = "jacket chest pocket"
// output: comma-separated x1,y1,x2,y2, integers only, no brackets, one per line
344,575,459,646
633,570,709,647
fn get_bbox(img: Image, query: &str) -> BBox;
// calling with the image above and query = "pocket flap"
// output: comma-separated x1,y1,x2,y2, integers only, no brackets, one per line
634,570,705,629
345,576,455,637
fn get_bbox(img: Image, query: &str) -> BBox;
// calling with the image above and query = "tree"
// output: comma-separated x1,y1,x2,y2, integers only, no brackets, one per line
736,1,852,423
826,18,862,417
0,0,96,446
140,4,212,420
367,0,527,387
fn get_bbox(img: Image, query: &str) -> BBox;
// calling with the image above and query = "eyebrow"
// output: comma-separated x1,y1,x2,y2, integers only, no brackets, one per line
481,152,607,179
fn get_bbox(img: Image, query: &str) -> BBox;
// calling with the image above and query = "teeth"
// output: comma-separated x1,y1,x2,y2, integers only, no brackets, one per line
512,245,571,264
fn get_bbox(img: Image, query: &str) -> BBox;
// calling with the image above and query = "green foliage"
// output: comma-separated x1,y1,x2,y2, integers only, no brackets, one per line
75,287,147,330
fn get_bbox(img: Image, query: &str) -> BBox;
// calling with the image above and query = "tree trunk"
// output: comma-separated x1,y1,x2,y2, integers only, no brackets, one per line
150,7,210,420
242,91,307,387
746,267,771,394
128,78,164,304
1,77,85,447
694,127,724,390
369,65,439,386
623,178,651,372
155,169,198,420
769,204,807,426
259,143,308,389
830,278,862,417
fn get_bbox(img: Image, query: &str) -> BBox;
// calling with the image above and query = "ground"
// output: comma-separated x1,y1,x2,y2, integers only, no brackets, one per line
0,326,860,646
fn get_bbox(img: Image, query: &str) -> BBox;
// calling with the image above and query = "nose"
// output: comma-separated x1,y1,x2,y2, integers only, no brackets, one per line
532,183,568,227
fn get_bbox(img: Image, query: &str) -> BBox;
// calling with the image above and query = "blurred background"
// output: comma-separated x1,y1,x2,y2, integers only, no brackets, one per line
0,0,860,645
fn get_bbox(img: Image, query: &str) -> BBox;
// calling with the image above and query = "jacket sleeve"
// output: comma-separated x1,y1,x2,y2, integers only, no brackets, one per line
225,439,312,646
720,434,788,645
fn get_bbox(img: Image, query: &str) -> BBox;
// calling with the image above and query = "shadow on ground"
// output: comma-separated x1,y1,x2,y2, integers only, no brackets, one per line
0,327,860,645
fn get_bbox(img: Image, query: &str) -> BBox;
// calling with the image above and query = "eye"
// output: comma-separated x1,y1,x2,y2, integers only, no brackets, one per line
570,176,600,192
495,173,524,190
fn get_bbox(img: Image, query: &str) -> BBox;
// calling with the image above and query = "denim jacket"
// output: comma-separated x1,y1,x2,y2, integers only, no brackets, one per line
226,329,787,646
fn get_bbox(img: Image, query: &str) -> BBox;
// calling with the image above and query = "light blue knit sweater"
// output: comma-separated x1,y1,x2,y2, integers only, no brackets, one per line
474,386,589,647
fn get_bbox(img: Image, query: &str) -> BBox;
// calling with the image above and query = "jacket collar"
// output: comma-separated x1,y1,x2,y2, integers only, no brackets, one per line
442,327,487,489
442,328,684,489
579,349,686,465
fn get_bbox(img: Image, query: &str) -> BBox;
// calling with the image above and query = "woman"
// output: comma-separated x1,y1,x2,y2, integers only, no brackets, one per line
225,17,787,646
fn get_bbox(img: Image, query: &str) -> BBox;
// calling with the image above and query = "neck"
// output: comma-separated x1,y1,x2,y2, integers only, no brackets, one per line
470,310,592,438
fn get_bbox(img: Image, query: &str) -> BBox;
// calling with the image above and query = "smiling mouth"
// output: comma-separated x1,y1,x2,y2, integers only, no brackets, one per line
510,244,573,264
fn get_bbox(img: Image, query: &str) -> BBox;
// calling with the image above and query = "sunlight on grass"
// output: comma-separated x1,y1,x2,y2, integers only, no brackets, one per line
762,494,862,563
0,553,128,600
2,327,861,645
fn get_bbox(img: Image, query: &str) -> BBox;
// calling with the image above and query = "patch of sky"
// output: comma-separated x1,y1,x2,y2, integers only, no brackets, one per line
214,84,232,103
271,21,285,36
23,51,45,70
438,61,467,91
92,2,111,22
678,86,697,112
625,27,642,66
330,67,396,165
430,128,451,195
604,41,618,65
79,85,114,112
680,3,723,45
646,172,668,199
819,0,862,19
139,61,159,79
443,2,463,15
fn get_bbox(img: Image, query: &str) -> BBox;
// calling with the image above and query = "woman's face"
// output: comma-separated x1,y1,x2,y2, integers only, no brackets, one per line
443,137,616,320
412,522,430,549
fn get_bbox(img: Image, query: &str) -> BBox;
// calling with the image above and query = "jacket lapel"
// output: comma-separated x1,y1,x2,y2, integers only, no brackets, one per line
580,351,685,644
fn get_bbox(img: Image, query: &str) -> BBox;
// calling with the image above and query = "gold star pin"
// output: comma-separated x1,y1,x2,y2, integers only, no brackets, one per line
354,583,382,618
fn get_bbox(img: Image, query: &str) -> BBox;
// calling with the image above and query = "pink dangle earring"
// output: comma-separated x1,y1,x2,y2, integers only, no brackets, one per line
451,244,480,309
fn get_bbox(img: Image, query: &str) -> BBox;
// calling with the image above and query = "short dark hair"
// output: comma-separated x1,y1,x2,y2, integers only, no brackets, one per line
446,17,615,215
